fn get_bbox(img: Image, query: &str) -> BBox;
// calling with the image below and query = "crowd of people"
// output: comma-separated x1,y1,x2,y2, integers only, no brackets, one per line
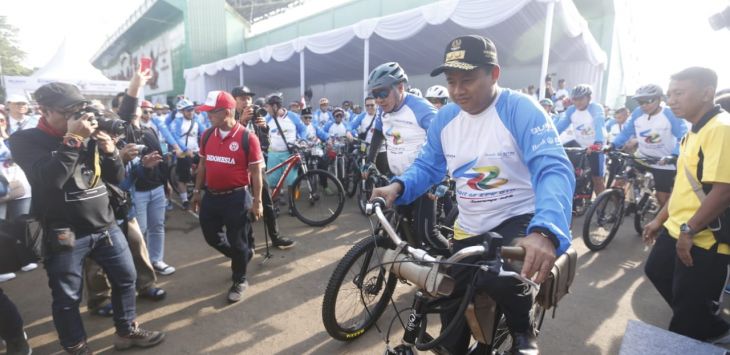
0,31,729,355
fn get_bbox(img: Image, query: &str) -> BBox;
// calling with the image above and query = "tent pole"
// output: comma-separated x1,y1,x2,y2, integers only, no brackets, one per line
363,38,370,100
539,0,556,101
239,65,244,86
300,51,305,99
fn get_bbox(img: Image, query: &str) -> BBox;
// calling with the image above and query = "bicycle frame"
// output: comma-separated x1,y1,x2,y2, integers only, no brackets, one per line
266,152,305,200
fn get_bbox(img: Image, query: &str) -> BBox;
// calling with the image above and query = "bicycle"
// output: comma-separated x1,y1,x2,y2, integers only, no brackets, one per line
327,137,358,197
582,150,673,251
323,198,571,354
564,147,593,217
267,141,346,227
168,152,198,198
356,161,389,215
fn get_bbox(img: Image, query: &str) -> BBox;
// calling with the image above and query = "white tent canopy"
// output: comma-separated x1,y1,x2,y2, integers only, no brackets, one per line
4,40,128,99
184,0,607,104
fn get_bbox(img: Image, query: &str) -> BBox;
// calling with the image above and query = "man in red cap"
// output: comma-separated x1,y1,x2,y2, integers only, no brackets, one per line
191,90,264,302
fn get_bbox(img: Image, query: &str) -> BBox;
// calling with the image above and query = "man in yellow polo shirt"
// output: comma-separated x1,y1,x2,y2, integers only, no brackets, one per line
643,67,730,343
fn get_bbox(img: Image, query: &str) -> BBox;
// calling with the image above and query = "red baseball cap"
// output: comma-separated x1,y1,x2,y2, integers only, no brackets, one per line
198,90,236,112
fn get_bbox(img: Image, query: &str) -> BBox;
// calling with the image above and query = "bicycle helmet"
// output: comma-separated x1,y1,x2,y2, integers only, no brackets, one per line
265,93,283,107
539,98,554,107
571,84,593,99
176,99,194,110
425,85,448,99
407,87,422,97
332,107,345,116
140,100,153,109
367,62,408,91
633,84,665,101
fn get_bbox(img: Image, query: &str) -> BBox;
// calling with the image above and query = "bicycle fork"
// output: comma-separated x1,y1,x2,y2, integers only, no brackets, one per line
385,291,427,355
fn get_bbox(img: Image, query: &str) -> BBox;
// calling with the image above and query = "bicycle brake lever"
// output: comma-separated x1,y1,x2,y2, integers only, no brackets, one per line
498,267,540,289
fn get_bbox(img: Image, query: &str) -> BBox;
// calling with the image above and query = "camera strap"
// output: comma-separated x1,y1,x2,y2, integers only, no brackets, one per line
271,113,292,154
89,142,101,188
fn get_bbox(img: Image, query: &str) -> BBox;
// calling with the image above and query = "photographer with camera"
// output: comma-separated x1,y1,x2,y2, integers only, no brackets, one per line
231,86,295,249
8,82,164,353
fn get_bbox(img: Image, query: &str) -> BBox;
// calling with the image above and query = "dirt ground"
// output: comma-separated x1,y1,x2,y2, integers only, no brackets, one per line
2,201,729,354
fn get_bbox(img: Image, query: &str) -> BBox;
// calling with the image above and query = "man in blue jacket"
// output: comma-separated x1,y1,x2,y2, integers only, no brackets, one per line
372,35,574,354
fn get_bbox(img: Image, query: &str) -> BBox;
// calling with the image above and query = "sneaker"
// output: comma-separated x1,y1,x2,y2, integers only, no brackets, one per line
64,341,92,355
272,236,296,250
20,263,38,272
0,273,16,283
114,323,165,350
153,261,176,276
166,200,173,211
5,331,31,355
181,200,190,210
227,280,249,303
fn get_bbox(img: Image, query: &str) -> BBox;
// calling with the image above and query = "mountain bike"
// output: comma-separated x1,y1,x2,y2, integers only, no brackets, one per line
268,141,345,226
582,150,674,251
323,198,571,354
564,147,593,216
327,137,358,197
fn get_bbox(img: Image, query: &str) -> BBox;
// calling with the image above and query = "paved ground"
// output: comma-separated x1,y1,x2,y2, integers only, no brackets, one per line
2,200,729,354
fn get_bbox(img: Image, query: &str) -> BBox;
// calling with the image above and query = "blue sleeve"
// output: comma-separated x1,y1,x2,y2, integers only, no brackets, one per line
605,118,615,131
164,112,175,128
289,112,307,140
409,96,437,130
555,108,573,133
349,113,364,135
323,121,333,136
589,103,605,143
119,161,139,191
666,107,686,155
393,104,457,205
153,117,177,147
612,108,641,148
316,126,329,141
499,95,575,255
171,119,189,151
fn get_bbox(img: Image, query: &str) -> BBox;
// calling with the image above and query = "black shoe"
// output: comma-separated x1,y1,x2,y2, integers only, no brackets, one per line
227,280,249,303
271,236,296,250
182,200,190,210
114,323,165,350
510,328,539,355
6,332,32,355
65,341,92,355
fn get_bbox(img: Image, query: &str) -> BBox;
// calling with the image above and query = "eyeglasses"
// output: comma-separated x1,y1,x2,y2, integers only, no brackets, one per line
637,98,656,105
183,108,195,112
427,98,443,105
371,87,392,100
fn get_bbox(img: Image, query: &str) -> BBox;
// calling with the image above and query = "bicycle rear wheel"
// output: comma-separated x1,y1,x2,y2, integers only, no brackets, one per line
634,193,659,235
290,169,345,226
322,235,397,341
582,189,625,251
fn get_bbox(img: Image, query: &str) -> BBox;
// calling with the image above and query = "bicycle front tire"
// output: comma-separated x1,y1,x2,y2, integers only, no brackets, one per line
322,235,397,341
582,189,625,251
290,169,345,226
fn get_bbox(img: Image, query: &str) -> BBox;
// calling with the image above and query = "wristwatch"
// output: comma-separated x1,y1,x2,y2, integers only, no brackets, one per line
62,135,82,149
680,223,696,237
531,227,560,248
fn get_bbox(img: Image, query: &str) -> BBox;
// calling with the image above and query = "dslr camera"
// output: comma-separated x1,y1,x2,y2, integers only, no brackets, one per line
73,106,127,136
251,105,269,119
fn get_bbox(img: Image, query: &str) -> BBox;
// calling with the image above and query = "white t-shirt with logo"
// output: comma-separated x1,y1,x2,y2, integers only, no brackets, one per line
181,119,200,152
327,122,348,138
269,114,298,152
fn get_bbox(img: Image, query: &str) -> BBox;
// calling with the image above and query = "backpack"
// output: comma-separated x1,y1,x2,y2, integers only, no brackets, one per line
0,215,42,273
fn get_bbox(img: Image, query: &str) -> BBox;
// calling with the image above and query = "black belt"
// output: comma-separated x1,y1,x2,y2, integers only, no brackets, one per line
207,186,246,196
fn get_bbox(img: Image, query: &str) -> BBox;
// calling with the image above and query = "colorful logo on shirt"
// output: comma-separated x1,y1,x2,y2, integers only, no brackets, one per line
639,129,661,143
453,158,508,190
229,142,239,152
575,124,594,136
385,127,403,145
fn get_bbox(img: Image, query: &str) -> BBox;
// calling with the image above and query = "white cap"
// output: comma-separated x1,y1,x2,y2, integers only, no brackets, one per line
6,94,29,104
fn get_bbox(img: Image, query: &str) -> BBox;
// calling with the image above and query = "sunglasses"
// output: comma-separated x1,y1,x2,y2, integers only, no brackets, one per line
142,110,153,114
637,98,656,105
371,87,392,100
427,98,443,104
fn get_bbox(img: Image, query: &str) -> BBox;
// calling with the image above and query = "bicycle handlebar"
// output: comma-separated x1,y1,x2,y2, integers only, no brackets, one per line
365,198,538,293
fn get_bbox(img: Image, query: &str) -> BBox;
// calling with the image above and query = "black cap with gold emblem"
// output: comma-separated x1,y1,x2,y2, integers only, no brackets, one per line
430,35,499,77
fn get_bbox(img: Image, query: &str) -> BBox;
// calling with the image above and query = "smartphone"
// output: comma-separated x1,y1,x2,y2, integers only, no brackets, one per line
140,57,152,72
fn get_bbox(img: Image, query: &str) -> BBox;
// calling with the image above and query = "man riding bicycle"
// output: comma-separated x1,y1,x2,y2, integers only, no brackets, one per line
608,84,687,207
371,35,574,354
364,61,444,251
556,84,608,196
